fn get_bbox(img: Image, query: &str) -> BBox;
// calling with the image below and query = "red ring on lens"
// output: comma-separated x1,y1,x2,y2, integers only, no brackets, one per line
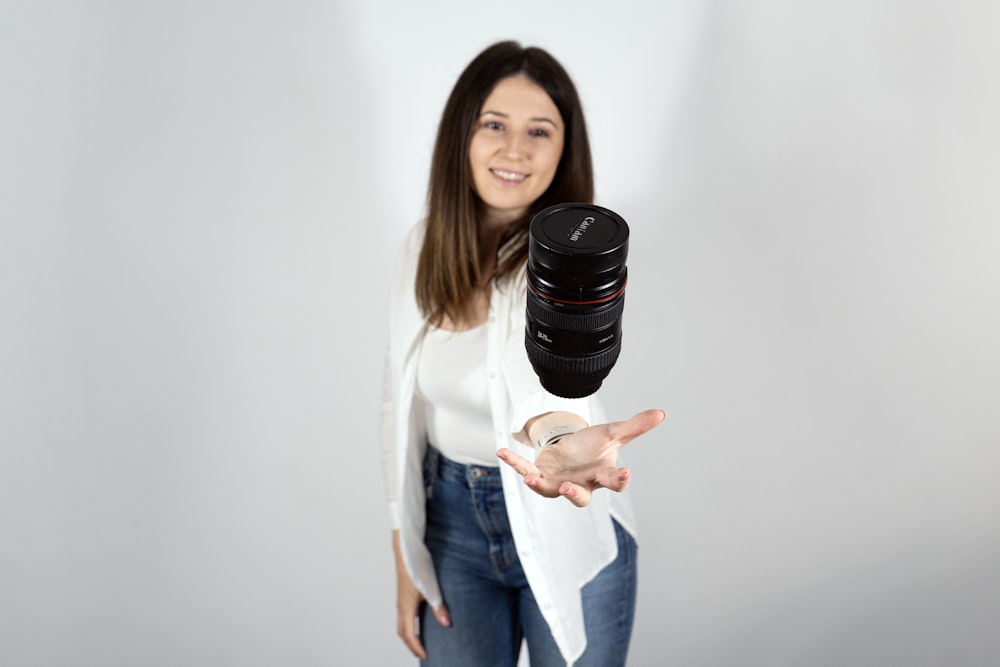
527,280,627,306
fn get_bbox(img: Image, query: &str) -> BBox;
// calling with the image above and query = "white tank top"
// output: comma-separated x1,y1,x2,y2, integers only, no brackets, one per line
416,323,496,466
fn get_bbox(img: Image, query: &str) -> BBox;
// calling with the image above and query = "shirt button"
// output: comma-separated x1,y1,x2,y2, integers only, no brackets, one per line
489,372,496,379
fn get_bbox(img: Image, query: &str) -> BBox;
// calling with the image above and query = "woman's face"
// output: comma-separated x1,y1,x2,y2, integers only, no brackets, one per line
468,74,565,227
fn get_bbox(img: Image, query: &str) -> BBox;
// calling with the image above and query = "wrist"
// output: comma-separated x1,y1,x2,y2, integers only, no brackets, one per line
518,410,587,448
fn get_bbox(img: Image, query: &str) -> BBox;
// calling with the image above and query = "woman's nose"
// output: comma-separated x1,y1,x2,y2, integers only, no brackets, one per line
502,133,527,159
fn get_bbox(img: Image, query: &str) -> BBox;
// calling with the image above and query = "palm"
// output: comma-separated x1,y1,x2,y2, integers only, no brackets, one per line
534,426,621,484
497,409,666,507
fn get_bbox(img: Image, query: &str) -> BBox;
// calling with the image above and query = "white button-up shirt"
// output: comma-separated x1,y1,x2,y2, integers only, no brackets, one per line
381,224,636,665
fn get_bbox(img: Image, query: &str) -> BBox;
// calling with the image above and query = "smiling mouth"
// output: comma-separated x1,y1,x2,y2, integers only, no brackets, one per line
491,168,528,183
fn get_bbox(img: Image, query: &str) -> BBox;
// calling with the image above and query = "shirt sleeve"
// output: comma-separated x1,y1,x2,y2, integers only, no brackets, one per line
380,224,424,531
379,345,400,530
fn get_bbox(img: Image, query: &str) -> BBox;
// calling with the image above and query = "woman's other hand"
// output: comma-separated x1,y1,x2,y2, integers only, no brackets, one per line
393,530,450,660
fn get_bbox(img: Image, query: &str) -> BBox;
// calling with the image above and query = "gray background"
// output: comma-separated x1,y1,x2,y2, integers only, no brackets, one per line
3,1,998,665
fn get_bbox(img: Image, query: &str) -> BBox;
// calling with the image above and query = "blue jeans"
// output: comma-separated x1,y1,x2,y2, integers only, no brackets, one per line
420,446,637,667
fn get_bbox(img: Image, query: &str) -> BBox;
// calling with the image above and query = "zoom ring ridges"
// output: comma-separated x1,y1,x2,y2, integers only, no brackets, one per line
526,293,625,332
527,340,622,377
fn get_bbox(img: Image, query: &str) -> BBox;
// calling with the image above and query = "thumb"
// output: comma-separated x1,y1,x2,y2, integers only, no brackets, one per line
432,603,451,628
614,409,667,442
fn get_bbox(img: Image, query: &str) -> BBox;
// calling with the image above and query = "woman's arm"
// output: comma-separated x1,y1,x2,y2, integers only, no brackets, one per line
379,348,400,528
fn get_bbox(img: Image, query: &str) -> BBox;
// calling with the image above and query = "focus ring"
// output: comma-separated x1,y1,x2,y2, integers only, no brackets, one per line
526,338,622,377
526,292,625,332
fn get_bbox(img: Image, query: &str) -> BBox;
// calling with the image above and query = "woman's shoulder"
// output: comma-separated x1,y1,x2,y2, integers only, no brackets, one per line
386,222,427,330
383,221,425,275
392,220,426,263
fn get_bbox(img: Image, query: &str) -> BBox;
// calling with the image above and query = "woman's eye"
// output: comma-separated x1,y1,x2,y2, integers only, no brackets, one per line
529,128,550,138
484,120,504,131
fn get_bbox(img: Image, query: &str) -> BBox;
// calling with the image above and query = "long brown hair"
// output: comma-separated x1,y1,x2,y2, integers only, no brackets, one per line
415,41,594,326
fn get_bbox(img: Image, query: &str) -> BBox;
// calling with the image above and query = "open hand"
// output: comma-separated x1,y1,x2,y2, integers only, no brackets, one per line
497,409,666,507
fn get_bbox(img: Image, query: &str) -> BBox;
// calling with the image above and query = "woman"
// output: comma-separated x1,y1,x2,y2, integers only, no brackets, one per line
381,40,665,667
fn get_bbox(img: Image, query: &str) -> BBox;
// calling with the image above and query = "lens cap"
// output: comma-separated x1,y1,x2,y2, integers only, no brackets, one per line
528,203,629,275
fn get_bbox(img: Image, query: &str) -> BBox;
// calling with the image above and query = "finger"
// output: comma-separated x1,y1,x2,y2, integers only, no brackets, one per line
432,603,451,628
398,606,427,660
595,466,631,492
610,409,667,444
524,473,561,498
496,448,539,478
559,480,593,507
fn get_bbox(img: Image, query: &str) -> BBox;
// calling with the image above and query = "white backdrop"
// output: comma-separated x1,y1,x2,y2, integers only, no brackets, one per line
3,1,998,666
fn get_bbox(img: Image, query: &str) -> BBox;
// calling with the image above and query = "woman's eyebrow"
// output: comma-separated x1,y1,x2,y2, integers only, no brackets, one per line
480,110,559,128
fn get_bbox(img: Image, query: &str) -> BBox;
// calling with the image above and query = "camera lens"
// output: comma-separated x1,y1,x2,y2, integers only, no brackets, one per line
525,203,629,398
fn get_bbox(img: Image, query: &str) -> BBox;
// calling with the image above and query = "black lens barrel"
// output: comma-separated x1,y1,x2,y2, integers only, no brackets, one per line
525,203,630,398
